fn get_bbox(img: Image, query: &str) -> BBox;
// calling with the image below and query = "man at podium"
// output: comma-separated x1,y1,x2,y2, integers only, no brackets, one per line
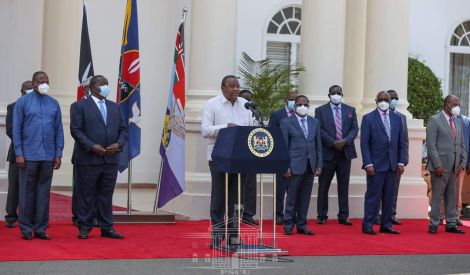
201,75,254,249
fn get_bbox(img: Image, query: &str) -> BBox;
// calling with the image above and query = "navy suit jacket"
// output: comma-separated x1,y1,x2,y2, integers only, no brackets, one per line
70,97,128,165
360,109,405,172
268,107,289,128
280,115,323,175
6,102,15,162
314,102,358,161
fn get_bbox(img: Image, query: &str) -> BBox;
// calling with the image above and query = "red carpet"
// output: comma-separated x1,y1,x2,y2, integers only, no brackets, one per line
1,219,469,261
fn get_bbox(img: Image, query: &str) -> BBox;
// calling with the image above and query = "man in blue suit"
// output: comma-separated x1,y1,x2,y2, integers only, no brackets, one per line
268,90,297,225
315,85,358,225
280,95,322,236
360,91,405,235
70,75,128,240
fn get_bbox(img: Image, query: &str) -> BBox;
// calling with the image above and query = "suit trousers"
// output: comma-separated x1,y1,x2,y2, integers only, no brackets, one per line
376,173,402,221
363,170,396,230
209,161,246,244
76,163,118,232
429,171,457,229
317,151,351,220
5,161,19,222
243,173,257,218
18,161,53,236
275,173,289,219
456,171,464,218
71,166,98,224
284,164,314,231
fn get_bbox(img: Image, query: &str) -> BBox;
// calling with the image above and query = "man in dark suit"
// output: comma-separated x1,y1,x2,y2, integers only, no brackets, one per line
268,90,297,225
4,81,33,228
70,75,128,239
315,85,358,226
360,91,405,235
280,95,322,236
239,89,259,225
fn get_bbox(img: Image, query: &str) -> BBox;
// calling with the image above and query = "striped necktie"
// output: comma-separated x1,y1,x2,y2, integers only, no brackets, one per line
335,106,342,140
382,111,391,141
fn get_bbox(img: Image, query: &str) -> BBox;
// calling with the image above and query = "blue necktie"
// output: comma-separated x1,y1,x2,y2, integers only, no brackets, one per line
383,111,391,141
300,118,308,139
99,100,107,125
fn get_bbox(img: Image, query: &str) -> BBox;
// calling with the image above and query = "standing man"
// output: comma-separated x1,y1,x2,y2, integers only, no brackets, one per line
4,81,33,228
280,95,322,236
426,95,466,234
70,75,128,240
239,89,258,225
201,75,253,249
268,90,298,225
360,91,405,235
13,71,64,240
315,85,358,225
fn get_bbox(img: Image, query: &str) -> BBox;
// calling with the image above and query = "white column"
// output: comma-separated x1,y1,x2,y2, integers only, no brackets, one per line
342,0,367,111
165,0,237,218
42,0,81,186
362,0,410,114
299,0,346,108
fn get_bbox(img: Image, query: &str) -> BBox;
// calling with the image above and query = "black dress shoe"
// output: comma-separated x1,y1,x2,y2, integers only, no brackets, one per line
428,227,438,234
22,235,33,240
338,219,353,226
78,231,89,239
5,220,16,228
392,218,402,225
317,218,327,224
297,228,314,235
276,217,283,225
362,228,376,235
34,233,51,240
101,229,124,239
445,227,465,234
456,219,463,226
379,227,400,234
242,216,259,226
284,228,293,235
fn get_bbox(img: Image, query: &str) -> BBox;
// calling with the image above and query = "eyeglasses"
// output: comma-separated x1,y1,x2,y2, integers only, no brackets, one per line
296,103,309,107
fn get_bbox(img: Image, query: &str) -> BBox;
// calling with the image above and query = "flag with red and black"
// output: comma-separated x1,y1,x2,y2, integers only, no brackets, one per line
77,1,94,101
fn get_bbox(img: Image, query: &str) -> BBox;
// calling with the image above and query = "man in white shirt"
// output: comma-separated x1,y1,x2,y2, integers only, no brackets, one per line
201,75,253,249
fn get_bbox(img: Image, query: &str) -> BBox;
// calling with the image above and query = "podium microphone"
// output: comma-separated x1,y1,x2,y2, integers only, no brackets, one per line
244,102,265,127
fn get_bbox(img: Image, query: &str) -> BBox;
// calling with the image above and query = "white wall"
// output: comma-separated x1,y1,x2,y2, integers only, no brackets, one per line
409,0,470,95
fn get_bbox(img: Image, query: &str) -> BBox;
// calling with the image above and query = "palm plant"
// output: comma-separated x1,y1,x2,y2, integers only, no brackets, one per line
238,52,305,117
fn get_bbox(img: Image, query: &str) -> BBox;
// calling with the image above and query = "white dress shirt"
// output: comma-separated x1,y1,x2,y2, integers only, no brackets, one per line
330,102,342,120
91,95,107,114
201,94,254,160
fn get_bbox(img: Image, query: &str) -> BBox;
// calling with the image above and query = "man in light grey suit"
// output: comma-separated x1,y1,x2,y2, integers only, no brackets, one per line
426,95,466,234
280,95,322,236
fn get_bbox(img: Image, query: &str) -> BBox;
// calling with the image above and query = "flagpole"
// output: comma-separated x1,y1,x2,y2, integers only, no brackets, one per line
153,158,164,213
127,160,132,214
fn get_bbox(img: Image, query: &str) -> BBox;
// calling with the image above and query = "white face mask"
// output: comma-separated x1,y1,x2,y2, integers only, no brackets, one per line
25,89,33,94
377,101,389,111
37,83,49,95
330,94,342,105
296,105,309,117
451,106,461,116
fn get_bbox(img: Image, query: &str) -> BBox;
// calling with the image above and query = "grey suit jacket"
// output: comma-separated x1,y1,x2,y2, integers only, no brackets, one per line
426,112,467,173
280,115,323,175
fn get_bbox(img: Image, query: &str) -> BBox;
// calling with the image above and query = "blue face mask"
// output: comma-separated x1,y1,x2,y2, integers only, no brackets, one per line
99,85,110,98
287,100,295,111
390,99,398,109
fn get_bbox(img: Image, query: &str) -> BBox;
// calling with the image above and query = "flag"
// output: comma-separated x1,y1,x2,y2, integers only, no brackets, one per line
158,17,186,208
117,0,141,172
77,2,94,100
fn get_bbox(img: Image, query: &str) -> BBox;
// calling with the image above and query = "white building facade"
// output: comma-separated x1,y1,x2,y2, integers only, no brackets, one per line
1,0,468,219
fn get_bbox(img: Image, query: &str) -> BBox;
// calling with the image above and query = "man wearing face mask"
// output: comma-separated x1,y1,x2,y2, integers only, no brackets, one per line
4,80,33,228
314,85,358,226
280,95,322,236
426,95,466,234
360,91,405,235
13,71,64,240
70,75,128,240
268,90,298,225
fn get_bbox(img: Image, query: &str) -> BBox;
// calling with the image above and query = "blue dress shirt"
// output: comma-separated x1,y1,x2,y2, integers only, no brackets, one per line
13,92,64,161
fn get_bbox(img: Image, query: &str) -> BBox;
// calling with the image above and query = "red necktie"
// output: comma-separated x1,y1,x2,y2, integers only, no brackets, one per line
449,117,456,140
